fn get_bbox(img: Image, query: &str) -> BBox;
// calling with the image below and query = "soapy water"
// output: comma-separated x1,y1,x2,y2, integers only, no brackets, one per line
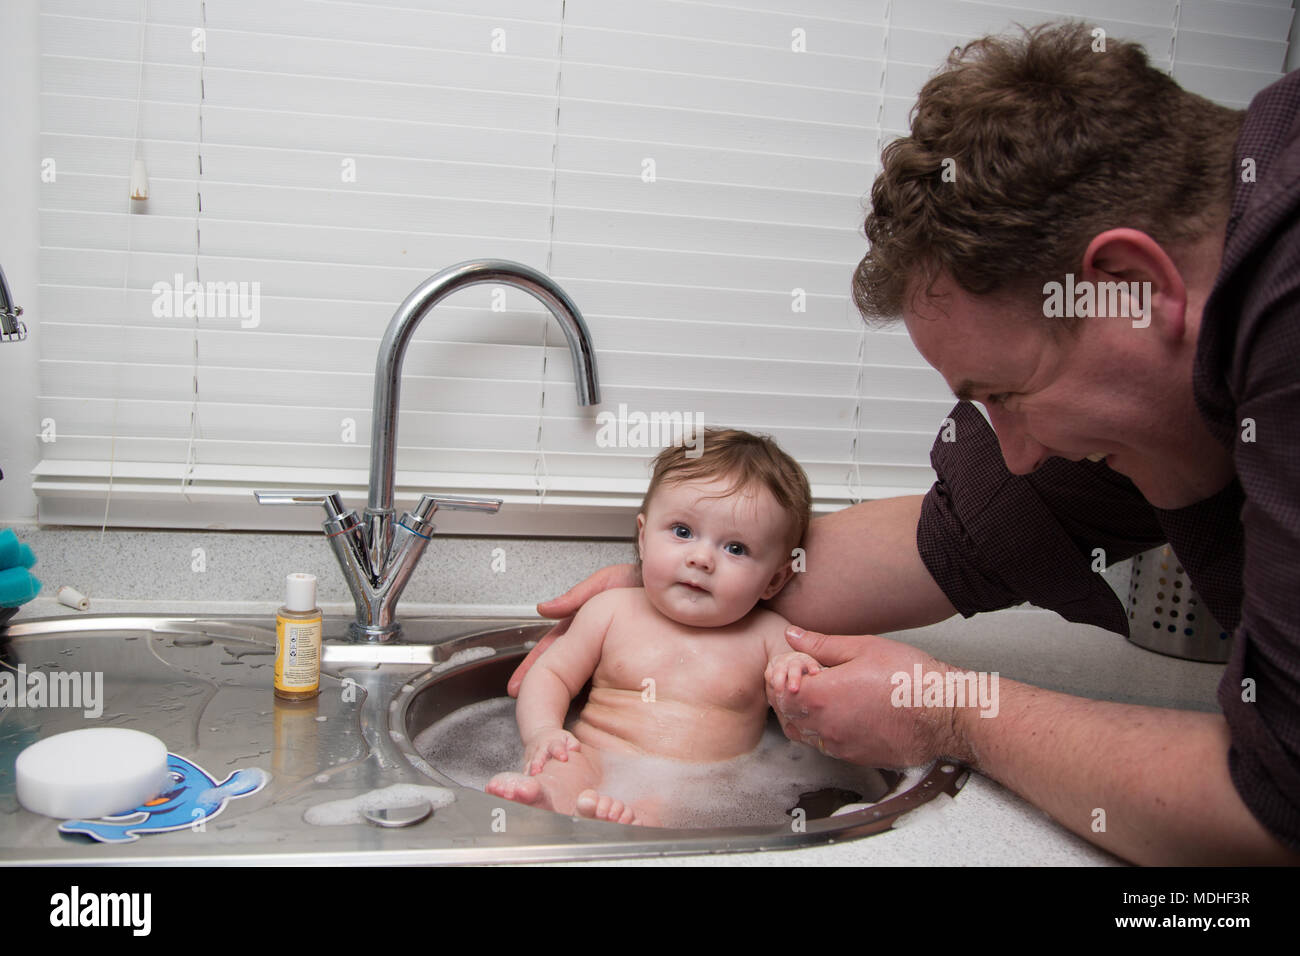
413,697,926,829
431,645,496,673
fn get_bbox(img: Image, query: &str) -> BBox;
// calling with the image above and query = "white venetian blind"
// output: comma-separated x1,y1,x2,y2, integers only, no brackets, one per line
32,0,1293,533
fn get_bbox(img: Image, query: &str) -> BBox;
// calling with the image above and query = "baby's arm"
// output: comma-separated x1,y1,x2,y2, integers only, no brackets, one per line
515,589,620,774
758,609,822,695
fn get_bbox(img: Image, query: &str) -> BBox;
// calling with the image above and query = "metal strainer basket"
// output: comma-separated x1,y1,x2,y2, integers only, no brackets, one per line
1126,544,1232,663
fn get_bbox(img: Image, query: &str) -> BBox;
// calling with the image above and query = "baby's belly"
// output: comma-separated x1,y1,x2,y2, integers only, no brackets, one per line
571,687,765,762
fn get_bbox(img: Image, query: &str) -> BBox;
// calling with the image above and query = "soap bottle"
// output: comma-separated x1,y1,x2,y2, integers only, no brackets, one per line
274,573,322,701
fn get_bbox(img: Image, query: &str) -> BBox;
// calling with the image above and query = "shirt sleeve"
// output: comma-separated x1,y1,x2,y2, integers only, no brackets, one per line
1219,379,1300,850
1211,201,1300,852
916,401,1167,636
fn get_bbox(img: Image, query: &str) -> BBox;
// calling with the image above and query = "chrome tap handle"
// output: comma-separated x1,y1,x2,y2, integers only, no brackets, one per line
0,262,27,341
401,494,503,537
412,494,503,519
253,490,357,527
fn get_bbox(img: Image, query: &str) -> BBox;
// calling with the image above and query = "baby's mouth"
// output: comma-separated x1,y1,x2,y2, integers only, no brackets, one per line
679,581,709,594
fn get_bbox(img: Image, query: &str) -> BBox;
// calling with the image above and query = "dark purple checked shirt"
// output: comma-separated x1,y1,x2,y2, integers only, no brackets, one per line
915,69,1300,851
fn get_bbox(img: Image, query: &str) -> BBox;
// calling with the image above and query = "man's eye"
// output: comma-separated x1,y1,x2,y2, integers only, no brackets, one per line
671,524,691,539
725,542,746,556
986,393,1009,407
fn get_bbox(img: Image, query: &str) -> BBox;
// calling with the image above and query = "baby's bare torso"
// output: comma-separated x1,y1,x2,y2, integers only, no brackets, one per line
570,588,782,762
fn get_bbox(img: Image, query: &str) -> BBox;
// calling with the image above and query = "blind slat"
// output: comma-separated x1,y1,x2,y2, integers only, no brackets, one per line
35,0,1290,531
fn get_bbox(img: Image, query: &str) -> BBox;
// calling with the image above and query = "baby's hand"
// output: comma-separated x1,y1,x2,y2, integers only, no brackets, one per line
523,728,581,775
766,651,821,695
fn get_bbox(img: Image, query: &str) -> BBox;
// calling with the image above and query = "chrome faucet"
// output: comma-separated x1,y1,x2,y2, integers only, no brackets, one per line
0,264,27,342
255,259,600,642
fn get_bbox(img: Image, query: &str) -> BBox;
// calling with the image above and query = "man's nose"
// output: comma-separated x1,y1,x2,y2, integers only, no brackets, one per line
988,410,1046,475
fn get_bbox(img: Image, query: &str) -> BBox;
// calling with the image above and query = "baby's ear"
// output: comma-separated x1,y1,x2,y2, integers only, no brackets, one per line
760,558,796,600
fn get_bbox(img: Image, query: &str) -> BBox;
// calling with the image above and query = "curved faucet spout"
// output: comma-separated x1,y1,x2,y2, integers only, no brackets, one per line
368,259,600,517
257,260,600,642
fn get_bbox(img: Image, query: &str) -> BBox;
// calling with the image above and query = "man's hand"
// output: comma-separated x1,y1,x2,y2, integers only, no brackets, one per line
507,563,641,697
768,626,969,768
778,629,1300,864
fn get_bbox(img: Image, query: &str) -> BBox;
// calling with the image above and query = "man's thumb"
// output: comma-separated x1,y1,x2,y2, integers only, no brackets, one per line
784,625,863,666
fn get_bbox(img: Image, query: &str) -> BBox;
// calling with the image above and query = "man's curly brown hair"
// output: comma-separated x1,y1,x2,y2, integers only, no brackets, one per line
853,20,1243,331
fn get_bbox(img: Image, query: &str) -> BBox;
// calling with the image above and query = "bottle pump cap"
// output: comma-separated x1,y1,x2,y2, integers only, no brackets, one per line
285,573,317,612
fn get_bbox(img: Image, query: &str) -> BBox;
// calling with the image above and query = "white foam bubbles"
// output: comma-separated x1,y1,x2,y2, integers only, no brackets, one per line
431,645,496,674
414,695,923,829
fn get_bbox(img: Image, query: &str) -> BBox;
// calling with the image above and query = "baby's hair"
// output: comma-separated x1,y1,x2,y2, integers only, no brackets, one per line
639,427,812,552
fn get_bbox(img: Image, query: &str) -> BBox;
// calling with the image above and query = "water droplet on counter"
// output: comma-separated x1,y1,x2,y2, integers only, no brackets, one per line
172,634,213,647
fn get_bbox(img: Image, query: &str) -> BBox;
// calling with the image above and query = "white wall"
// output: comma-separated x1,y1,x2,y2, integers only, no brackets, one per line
1289,0,1300,73
0,0,40,524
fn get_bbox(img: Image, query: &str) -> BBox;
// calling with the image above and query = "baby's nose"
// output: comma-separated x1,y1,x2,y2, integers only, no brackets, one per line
686,547,713,570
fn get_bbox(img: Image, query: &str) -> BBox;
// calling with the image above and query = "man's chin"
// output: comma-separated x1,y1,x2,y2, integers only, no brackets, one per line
1123,466,1200,511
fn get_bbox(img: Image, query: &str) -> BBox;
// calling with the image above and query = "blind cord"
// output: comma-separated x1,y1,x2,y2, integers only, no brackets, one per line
180,0,207,501
534,0,568,509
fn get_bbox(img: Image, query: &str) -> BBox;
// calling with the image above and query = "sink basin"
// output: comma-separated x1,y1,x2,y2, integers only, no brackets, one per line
0,614,967,863
388,623,968,852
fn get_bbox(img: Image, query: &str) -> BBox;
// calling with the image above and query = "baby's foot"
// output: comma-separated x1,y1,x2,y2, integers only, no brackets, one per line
576,789,658,827
486,772,544,806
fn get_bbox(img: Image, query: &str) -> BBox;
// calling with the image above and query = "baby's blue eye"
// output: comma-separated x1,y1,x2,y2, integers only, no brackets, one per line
725,542,746,556
671,524,691,539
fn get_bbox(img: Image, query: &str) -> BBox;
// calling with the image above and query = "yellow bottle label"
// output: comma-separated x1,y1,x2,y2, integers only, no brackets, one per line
275,615,322,692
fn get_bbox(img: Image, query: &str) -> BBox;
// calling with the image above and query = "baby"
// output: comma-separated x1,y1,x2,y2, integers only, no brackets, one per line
487,427,821,826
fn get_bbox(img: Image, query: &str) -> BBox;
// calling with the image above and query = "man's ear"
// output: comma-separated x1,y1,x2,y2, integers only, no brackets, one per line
760,557,797,601
1080,227,1186,341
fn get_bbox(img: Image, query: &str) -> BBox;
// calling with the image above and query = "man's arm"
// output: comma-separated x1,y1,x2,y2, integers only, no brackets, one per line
766,494,958,635
949,676,1300,865
778,627,1300,864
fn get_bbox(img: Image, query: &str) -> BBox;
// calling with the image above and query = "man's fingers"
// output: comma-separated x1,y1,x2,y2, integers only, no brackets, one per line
783,625,869,667
536,563,640,619
506,621,568,697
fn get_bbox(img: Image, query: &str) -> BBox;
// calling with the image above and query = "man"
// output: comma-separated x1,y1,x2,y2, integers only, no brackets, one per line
513,22,1300,864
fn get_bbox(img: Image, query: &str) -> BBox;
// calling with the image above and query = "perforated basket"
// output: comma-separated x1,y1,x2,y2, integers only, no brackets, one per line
1126,545,1232,663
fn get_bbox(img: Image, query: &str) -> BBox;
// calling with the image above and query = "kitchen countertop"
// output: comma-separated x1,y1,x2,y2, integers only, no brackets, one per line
1,596,1224,867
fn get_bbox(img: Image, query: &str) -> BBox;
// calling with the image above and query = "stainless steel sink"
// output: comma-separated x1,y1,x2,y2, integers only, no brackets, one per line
0,614,967,864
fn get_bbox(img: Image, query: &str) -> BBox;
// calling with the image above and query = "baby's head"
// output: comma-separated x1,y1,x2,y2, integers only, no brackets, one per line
635,428,812,627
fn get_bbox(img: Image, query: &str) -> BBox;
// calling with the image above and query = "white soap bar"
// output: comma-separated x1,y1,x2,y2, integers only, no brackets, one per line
15,728,169,819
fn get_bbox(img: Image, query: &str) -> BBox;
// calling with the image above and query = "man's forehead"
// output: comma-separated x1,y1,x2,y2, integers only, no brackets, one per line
903,286,1050,393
